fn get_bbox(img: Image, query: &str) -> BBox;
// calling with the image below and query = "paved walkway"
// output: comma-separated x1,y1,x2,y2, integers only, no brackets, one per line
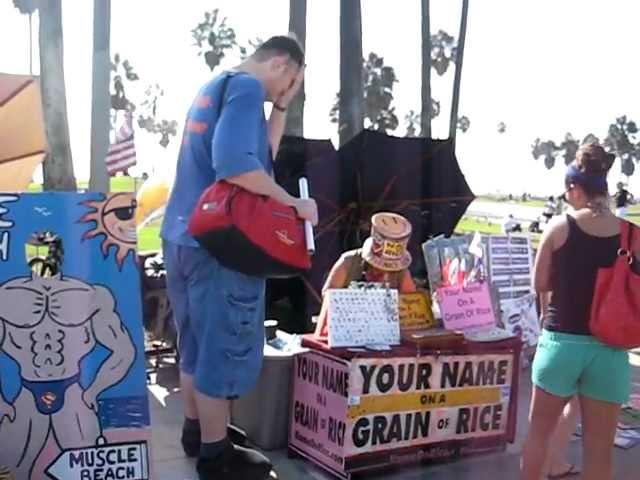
149,354,640,480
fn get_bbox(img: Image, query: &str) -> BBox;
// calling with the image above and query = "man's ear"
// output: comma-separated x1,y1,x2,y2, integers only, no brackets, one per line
271,55,289,72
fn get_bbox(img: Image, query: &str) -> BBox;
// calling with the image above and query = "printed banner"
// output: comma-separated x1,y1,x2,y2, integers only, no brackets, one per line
422,234,487,292
289,352,350,475
487,235,534,304
399,291,435,331
345,354,513,456
501,293,541,348
0,193,151,480
326,289,400,348
437,282,497,332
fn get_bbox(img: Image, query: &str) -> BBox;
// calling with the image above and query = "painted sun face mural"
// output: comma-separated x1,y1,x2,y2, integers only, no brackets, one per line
79,193,137,269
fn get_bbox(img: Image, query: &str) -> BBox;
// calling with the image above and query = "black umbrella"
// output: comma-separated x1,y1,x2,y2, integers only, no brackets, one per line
337,130,475,275
270,136,342,331
271,131,475,330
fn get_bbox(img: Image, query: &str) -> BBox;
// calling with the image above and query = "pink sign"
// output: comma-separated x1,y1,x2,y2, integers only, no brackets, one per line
289,351,350,475
438,282,496,331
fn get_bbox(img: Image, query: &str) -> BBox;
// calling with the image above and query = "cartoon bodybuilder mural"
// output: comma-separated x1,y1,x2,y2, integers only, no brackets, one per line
0,272,136,479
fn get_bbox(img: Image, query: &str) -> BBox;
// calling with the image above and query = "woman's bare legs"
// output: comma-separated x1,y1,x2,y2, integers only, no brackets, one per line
522,386,572,480
544,396,581,476
579,395,621,480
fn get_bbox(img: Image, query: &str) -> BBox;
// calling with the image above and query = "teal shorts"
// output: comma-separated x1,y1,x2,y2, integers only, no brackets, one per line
532,329,631,405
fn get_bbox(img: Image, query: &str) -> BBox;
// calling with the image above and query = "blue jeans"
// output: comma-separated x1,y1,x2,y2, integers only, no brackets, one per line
163,241,266,398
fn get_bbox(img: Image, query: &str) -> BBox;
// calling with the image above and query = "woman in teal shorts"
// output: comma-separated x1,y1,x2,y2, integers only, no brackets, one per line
521,143,640,480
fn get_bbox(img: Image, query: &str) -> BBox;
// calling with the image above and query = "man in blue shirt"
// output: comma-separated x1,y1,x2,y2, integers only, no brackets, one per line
161,36,317,480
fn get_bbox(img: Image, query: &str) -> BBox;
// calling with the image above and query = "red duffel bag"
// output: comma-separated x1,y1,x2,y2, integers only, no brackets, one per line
188,180,311,278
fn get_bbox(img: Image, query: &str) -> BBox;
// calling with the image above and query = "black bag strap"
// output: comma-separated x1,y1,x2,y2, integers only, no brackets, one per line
215,71,275,173
214,71,249,202
216,71,240,118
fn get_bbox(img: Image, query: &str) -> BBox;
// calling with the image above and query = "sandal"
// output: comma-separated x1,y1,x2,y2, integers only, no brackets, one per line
548,464,581,479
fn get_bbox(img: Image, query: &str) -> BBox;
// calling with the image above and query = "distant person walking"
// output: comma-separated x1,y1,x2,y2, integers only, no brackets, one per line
543,196,558,223
614,182,634,218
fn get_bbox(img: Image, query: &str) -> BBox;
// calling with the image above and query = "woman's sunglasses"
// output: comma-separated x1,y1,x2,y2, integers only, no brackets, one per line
560,184,575,203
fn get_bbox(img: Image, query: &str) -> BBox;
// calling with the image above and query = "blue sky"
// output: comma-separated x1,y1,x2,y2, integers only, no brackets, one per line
1,0,638,196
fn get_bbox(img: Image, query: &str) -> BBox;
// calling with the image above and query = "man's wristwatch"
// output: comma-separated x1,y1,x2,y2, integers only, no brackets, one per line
273,103,287,112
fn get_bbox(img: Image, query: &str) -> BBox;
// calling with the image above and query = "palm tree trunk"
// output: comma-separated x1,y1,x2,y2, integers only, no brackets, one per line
420,0,432,138
285,0,306,137
449,0,469,145
39,0,76,191
89,0,111,193
339,0,364,147
28,13,33,74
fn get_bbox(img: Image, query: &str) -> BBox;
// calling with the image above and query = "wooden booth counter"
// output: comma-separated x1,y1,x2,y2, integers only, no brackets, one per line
288,334,523,479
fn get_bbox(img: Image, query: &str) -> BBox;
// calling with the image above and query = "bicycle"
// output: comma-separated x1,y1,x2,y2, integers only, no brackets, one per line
27,231,64,277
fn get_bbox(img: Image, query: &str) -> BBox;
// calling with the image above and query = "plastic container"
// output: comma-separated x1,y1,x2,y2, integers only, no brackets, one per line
230,325,306,450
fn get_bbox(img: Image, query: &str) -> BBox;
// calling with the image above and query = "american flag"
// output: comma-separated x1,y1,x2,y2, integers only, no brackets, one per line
106,112,137,175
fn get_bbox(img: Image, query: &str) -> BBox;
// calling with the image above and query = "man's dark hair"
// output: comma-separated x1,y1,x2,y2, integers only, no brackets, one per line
253,36,304,66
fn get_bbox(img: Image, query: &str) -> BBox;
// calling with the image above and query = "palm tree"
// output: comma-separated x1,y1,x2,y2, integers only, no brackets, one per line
285,0,307,137
338,0,364,146
605,116,640,178
14,0,77,190
449,0,469,146
89,0,111,193
420,0,432,137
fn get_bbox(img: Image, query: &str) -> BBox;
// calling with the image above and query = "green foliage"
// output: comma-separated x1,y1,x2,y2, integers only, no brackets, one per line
28,176,136,193
559,132,579,166
12,0,37,14
604,116,639,177
329,94,341,129
330,52,399,134
138,225,161,252
532,133,597,170
531,138,561,170
457,115,470,133
191,9,239,71
110,53,138,112
455,216,502,236
583,133,600,145
533,116,640,176
329,29,468,138
431,29,457,76
110,54,177,148
137,84,178,148
405,110,420,137
406,100,441,136
239,37,264,60
363,53,398,132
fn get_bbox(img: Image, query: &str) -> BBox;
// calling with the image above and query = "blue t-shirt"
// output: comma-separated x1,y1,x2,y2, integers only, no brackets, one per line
161,72,273,246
